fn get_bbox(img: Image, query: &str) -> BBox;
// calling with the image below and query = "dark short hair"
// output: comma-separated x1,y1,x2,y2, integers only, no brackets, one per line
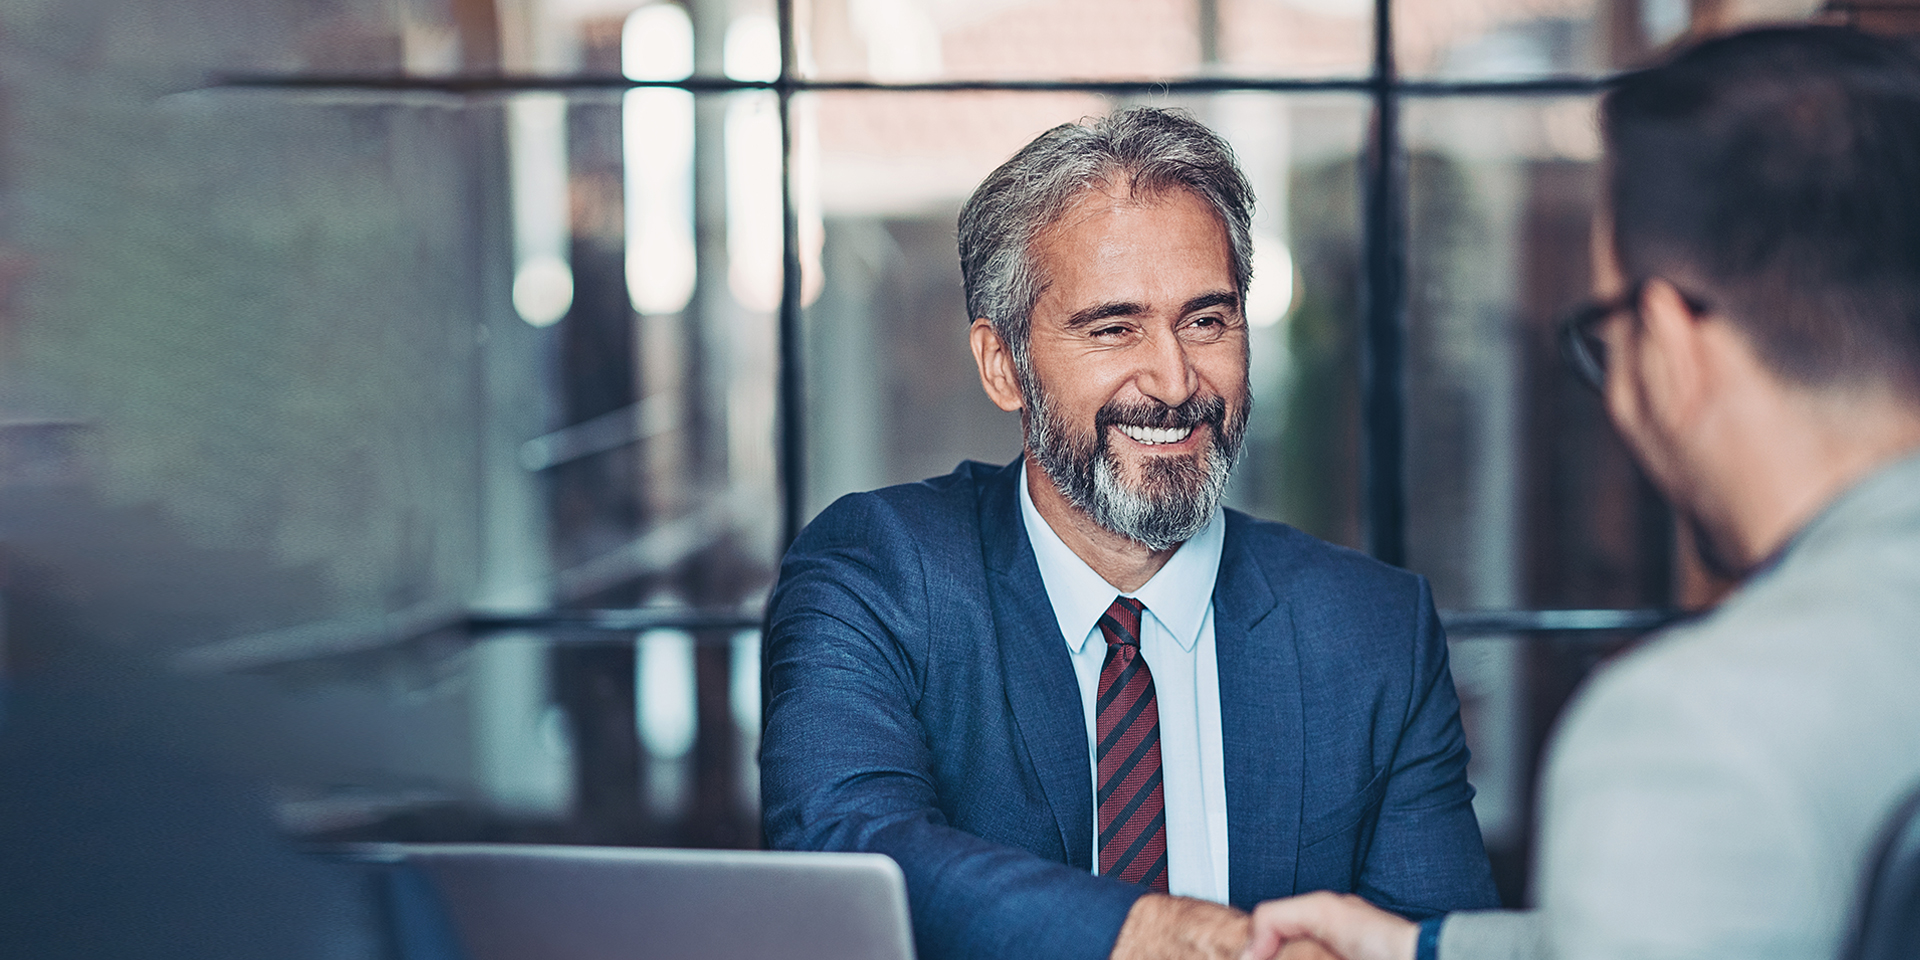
1603,25,1920,397
956,107,1255,381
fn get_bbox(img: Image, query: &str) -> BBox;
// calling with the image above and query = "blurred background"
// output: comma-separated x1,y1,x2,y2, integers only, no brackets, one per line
2,0,1903,909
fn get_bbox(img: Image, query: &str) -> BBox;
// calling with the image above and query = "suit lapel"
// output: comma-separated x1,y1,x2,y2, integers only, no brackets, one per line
1215,511,1305,908
979,459,1095,870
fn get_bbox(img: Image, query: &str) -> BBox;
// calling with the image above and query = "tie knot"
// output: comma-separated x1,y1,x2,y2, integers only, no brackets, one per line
1099,596,1146,649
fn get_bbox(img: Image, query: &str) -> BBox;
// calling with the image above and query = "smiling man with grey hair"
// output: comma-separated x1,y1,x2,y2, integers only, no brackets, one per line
960,108,1257,554
761,107,1499,960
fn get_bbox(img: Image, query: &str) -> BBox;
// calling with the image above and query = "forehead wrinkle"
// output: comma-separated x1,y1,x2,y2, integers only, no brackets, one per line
1028,181,1235,336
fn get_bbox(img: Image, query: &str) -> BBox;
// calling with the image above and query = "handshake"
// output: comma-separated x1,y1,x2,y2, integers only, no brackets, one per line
1237,893,1419,960
1121,891,1425,960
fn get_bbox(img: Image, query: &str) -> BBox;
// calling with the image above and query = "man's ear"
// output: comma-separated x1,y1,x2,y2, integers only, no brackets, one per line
970,318,1026,413
1634,277,1713,432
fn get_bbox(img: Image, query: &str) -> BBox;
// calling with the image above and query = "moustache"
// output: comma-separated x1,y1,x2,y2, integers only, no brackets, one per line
1093,393,1229,434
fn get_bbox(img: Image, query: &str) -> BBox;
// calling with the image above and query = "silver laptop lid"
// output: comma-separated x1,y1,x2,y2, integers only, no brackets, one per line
386,844,916,960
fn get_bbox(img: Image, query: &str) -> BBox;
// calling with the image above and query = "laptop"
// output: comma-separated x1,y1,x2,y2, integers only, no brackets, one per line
368,844,917,960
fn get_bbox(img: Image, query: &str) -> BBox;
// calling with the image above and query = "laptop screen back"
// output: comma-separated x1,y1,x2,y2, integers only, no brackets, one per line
385,844,916,960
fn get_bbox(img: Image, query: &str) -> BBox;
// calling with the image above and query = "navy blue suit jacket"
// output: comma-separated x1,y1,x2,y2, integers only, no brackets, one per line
761,460,1497,960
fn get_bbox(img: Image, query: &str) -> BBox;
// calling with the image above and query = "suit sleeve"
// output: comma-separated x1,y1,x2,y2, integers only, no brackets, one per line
759,496,1144,960
1356,578,1502,917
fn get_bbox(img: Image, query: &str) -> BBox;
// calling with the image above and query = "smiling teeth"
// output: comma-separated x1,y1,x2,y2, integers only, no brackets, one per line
1117,424,1194,445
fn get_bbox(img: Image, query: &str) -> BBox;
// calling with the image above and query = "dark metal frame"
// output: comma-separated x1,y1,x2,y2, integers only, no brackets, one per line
201,0,1669,656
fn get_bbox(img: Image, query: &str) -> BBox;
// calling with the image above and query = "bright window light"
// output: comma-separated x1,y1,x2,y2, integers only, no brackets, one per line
623,3,697,316
723,13,781,82
637,629,697,760
508,93,572,327
850,0,942,81
1246,233,1297,329
724,14,823,313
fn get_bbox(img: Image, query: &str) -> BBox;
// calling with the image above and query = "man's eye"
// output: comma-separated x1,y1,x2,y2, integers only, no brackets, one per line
1186,315,1229,338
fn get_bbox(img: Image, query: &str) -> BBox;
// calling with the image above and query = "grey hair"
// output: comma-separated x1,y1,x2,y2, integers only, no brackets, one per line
957,107,1256,381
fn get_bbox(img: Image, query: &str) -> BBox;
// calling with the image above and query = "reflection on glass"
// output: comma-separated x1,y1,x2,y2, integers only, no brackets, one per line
726,13,786,314
849,0,945,79
624,4,697,316
724,14,824,312
794,0,1371,81
1400,95,1678,859
1395,0,1824,78
638,630,697,760
638,629,697,816
801,0,1200,80
509,93,574,327
726,93,784,313
731,631,762,812
1245,235,1296,330
1219,0,1372,77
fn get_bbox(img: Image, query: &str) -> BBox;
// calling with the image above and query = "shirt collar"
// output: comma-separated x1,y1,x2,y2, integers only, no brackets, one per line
1018,463,1225,655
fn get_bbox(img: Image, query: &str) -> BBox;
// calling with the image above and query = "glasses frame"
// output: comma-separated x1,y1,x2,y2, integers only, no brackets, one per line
1556,279,1714,393
1556,283,1642,392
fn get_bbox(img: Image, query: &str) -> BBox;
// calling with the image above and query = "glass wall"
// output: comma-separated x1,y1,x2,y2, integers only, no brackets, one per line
1396,0,1823,77
0,0,1834,897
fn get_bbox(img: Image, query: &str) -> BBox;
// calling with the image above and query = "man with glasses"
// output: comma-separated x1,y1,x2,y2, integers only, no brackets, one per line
760,108,1499,960
1242,24,1920,960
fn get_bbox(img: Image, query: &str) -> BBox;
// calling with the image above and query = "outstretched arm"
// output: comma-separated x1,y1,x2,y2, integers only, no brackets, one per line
762,497,1137,960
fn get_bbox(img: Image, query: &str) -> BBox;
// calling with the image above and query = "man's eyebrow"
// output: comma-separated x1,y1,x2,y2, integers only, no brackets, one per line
1061,291,1240,330
1182,290,1240,315
1064,301,1147,330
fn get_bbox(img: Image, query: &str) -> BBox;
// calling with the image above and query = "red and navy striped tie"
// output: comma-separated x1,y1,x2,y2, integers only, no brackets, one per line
1096,596,1168,892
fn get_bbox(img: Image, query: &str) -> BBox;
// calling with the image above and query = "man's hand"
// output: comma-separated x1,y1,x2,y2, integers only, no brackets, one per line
1238,892,1419,960
1111,894,1250,960
1109,894,1343,960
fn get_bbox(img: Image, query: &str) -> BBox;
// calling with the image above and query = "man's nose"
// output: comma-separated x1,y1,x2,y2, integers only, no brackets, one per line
1134,327,1198,408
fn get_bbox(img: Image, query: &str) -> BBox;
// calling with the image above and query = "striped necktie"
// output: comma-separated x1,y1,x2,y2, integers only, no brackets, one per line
1095,596,1169,892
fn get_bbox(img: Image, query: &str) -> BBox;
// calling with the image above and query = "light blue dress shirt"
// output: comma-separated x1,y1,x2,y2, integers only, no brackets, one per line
1018,465,1231,903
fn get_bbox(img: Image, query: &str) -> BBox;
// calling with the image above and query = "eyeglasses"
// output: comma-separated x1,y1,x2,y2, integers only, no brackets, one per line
1555,286,1640,392
1556,280,1712,392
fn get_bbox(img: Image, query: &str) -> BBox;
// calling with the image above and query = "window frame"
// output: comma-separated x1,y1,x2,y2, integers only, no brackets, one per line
214,0,1655,638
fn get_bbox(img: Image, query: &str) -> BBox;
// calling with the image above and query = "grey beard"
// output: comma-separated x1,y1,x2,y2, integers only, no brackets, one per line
1025,383,1246,551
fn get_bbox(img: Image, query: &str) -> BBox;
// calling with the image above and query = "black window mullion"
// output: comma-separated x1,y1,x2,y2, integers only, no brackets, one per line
1361,0,1409,568
776,0,805,550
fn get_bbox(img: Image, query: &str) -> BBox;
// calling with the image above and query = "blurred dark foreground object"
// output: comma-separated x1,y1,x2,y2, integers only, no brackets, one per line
0,667,464,960
1843,778,1920,960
